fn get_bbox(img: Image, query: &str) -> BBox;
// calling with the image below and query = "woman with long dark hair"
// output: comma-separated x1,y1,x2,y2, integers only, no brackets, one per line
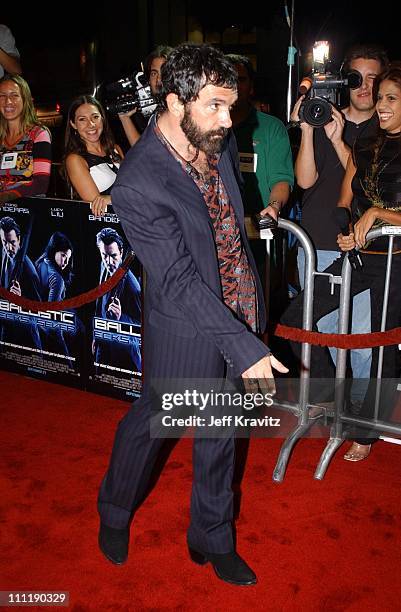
35,231,73,301
63,95,123,216
281,62,401,462
338,62,401,460
35,232,73,359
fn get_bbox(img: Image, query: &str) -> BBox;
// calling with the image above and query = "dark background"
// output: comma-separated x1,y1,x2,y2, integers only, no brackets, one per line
3,2,400,103
2,0,400,159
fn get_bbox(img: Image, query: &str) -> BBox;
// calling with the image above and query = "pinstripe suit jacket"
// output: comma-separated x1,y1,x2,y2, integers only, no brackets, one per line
111,118,269,382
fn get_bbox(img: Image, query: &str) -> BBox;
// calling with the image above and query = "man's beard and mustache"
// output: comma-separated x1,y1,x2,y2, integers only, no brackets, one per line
180,106,228,156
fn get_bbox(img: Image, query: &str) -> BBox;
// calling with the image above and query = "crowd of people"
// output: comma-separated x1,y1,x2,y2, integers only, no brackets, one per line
1,22,401,586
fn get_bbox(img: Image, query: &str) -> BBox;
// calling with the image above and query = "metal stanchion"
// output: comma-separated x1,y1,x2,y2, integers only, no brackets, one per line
272,219,318,482
263,222,401,481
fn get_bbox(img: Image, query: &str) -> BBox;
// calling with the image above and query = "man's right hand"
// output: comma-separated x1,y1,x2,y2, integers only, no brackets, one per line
290,96,304,123
290,95,313,134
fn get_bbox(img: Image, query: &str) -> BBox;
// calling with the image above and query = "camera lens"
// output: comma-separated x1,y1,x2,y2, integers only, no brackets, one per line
300,96,333,127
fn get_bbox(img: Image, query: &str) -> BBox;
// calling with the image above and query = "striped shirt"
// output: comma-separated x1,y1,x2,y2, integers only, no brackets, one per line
0,126,52,198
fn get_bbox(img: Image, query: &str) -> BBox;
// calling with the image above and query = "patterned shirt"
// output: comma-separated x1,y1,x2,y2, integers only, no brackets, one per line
0,126,52,198
155,124,257,332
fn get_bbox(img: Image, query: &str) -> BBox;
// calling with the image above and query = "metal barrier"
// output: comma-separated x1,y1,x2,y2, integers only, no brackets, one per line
263,219,401,481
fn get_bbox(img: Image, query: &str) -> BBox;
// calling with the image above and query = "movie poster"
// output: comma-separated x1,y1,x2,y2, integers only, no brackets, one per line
0,198,85,387
83,205,142,401
0,198,142,400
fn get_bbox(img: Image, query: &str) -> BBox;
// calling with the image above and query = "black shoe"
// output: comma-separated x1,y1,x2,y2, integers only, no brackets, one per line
188,546,257,586
98,523,129,565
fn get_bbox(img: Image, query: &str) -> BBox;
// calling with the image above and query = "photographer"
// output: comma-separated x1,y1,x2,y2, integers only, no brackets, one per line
290,44,388,387
118,45,172,147
282,62,401,462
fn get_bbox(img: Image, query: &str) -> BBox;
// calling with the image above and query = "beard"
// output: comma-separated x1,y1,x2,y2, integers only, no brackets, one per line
180,105,228,156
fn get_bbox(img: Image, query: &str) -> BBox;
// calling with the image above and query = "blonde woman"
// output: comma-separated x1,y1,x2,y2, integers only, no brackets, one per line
0,74,51,203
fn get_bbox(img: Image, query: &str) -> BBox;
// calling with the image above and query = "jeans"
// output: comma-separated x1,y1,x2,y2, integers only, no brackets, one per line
284,251,401,441
297,247,371,396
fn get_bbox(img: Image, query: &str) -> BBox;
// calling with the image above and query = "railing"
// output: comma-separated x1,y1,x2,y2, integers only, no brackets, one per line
263,219,401,481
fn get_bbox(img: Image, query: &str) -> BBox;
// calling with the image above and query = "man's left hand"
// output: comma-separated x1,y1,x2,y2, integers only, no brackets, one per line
242,354,288,395
324,107,345,144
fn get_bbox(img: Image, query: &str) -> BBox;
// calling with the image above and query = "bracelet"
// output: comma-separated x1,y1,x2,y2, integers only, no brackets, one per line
267,200,281,213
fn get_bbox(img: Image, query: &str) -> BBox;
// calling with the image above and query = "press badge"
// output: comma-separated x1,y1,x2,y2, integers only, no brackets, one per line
239,152,257,173
1,152,18,169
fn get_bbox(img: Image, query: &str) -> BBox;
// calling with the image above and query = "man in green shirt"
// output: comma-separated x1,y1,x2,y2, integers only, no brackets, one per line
227,54,294,290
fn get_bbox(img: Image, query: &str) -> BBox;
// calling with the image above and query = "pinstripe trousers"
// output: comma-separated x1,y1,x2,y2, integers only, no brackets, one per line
98,398,236,553
98,313,237,554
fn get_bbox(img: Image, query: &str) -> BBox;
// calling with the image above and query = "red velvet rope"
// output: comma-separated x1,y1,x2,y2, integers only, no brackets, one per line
273,323,401,349
0,252,135,311
3,250,400,349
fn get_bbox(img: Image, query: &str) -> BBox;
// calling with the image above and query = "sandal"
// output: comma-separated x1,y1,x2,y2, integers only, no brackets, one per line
343,442,371,462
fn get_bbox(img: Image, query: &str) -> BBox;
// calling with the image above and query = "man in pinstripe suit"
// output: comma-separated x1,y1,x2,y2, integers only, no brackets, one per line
98,43,287,586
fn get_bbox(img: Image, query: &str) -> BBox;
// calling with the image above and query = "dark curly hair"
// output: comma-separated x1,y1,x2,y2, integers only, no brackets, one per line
144,45,173,80
158,43,238,112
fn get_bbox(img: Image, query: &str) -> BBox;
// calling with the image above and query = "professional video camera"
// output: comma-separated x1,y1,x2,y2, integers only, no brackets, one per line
101,71,158,118
298,41,362,127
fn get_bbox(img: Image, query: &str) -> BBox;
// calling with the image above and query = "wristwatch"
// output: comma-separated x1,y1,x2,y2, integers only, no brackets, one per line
267,200,281,214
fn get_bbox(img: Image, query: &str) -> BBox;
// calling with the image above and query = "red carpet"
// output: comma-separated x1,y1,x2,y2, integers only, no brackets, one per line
1,370,400,611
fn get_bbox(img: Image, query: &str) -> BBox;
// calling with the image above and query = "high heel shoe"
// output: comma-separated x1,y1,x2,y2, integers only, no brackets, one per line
343,442,371,462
